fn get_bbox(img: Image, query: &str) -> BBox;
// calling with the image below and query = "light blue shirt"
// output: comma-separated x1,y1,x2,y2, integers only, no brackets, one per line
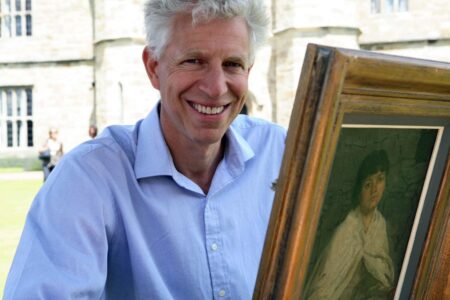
4,105,286,300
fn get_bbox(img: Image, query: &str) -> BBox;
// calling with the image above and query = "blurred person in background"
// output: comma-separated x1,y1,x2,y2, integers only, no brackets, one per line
38,127,63,181
88,124,98,139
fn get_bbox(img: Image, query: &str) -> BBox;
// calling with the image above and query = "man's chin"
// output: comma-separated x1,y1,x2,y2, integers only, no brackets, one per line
192,131,226,146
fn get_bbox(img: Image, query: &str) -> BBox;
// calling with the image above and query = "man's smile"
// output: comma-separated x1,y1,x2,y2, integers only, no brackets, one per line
190,102,228,115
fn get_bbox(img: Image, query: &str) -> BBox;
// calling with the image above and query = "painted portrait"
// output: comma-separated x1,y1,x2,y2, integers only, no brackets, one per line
301,127,438,300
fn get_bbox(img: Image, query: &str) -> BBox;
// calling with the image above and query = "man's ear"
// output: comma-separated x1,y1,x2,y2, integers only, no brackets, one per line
142,46,160,90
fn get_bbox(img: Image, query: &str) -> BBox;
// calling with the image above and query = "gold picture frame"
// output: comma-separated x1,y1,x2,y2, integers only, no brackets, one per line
254,44,450,300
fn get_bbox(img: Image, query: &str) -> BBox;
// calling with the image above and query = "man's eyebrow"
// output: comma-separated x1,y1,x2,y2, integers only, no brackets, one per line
176,50,250,66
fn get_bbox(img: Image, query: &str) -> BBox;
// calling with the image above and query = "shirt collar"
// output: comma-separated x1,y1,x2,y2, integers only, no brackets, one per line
134,104,255,181
134,104,175,179
223,123,255,177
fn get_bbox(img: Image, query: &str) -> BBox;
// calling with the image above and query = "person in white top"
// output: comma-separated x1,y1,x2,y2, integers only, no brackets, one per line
38,127,64,181
304,149,395,300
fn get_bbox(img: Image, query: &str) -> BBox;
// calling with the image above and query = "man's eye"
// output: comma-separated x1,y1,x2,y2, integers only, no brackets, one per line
224,61,244,69
183,59,201,65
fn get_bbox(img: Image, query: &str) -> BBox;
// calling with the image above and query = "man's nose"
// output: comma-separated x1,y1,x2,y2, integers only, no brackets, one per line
199,65,228,98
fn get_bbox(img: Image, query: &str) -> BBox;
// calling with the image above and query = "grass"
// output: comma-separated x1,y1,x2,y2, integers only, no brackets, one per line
0,178,41,296
0,168,23,174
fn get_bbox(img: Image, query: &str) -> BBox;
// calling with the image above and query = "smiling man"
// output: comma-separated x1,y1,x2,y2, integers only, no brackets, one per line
143,13,253,193
4,1,286,299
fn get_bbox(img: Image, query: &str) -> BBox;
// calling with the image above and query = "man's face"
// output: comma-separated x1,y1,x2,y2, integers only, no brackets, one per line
359,171,386,214
143,14,251,149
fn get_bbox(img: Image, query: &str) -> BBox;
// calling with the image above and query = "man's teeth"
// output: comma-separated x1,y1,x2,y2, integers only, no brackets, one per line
192,103,225,115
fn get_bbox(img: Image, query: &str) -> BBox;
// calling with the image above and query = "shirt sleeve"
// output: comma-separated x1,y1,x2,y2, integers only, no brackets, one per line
3,152,114,299
363,213,395,289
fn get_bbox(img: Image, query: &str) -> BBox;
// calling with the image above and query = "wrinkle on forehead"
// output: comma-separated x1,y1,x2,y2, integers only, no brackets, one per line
167,14,251,58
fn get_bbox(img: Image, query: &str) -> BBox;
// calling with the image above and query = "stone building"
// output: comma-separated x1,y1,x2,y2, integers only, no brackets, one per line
0,0,449,161
0,0,158,160
265,0,450,126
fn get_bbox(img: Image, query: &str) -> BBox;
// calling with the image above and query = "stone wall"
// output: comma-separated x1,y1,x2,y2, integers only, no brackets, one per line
0,0,94,155
268,0,360,127
0,0,93,62
94,39,159,129
359,0,450,44
1,0,450,156
359,0,450,63
93,0,159,130
0,0,160,155
0,62,94,153
266,0,450,127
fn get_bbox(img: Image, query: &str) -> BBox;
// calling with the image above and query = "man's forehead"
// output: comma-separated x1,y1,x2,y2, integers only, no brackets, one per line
171,13,249,38
178,48,249,60
166,15,251,60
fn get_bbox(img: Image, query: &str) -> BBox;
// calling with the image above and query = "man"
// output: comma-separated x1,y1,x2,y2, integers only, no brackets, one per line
4,1,286,299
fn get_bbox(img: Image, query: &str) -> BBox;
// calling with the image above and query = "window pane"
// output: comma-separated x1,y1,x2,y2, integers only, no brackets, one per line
15,15,22,36
27,120,33,146
0,88,33,148
5,0,11,12
25,0,31,11
26,88,32,115
399,0,408,11
386,0,394,12
26,14,31,35
371,0,381,13
15,0,21,11
16,120,22,146
7,121,13,147
6,90,13,116
16,89,23,116
5,15,12,37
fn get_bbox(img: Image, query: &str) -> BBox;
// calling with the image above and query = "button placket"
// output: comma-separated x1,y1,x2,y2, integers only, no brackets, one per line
204,197,230,299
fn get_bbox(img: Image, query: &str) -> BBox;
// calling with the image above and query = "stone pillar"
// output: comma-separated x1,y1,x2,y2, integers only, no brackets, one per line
93,0,159,129
271,0,361,127
247,0,274,122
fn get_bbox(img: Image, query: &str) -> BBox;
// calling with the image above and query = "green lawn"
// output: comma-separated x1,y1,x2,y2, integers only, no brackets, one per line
0,179,41,296
0,168,23,174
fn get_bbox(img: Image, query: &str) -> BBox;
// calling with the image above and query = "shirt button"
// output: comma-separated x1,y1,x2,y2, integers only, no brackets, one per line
218,289,226,297
211,243,218,251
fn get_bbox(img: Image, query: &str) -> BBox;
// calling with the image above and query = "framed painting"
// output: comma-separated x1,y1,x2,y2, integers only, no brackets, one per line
254,44,450,300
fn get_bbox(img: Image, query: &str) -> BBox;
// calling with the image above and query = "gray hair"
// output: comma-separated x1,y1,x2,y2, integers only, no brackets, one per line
143,0,269,62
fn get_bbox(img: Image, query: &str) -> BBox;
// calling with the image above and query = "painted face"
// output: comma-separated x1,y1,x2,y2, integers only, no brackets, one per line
359,171,386,214
144,14,251,149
